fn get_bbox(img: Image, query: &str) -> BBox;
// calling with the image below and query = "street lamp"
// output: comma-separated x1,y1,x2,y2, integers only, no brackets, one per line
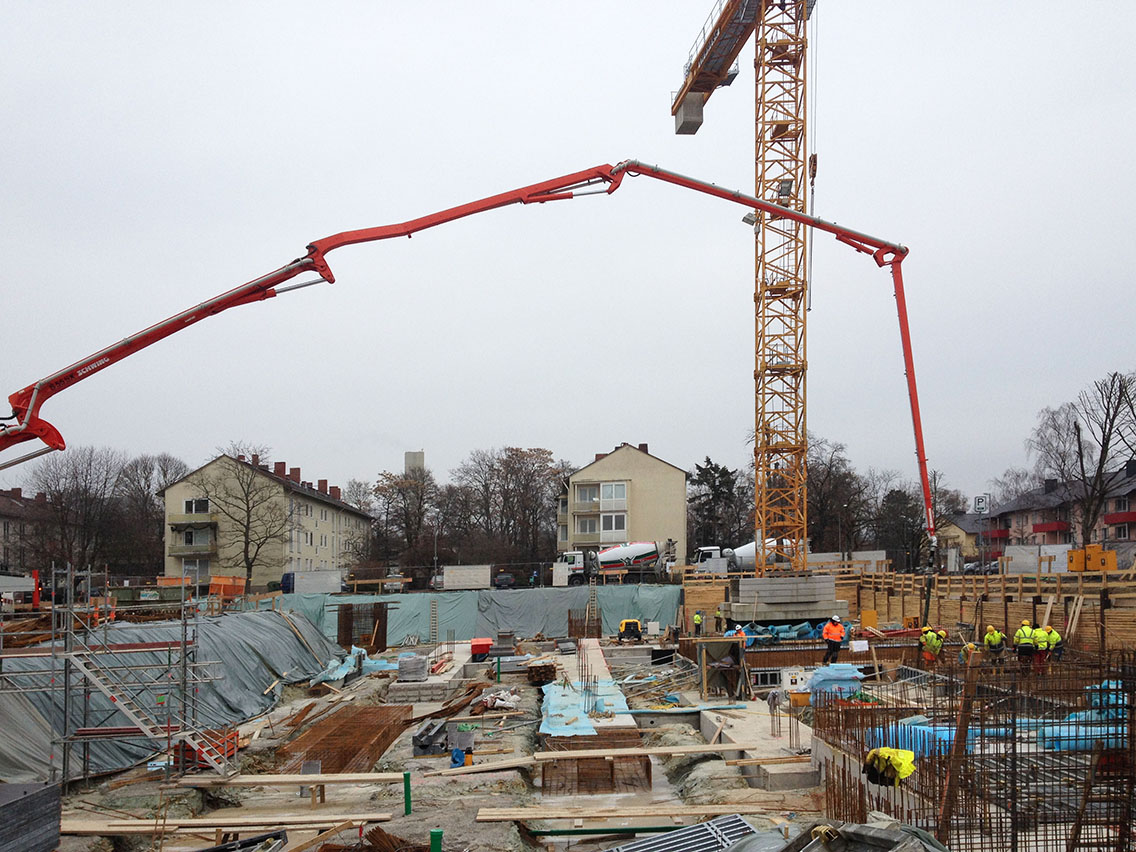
840,503,849,561
432,526,440,587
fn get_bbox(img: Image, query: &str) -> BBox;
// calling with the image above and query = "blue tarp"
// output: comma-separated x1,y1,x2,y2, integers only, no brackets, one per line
539,679,631,736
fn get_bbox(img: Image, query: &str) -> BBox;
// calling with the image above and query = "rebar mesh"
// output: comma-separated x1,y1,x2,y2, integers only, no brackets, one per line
813,652,1136,851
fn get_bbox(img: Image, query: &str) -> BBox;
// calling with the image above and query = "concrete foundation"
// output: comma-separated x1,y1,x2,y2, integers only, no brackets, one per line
755,762,820,791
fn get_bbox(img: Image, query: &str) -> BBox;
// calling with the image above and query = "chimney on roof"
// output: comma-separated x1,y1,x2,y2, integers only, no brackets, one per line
1127,459,1136,479
289,467,301,483
35,492,46,503
251,453,259,466
274,461,286,476
638,443,648,453
595,453,607,462
1044,478,1058,493
8,487,20,499
330,485,341,500
237,454,246,462
318,479,328,493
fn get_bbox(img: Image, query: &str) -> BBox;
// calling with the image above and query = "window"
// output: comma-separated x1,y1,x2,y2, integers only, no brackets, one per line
183,558,209,581
184,498,209,514
183,530,195,546
559,498,568,514
1091,529,1099,542
601,514,626,531
576,485,599,503
577,517,598,534
559,524,568,541
1116,524,1129,541
2,521,8,539
601,483,626,500
1117,497,1130,512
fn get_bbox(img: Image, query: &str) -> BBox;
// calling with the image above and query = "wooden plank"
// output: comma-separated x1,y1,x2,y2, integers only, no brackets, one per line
283,821,357,852
175,772,404,787
62,813,393,836
423,757,537,777
533,743,761,762
724,755,811,766
477,804,775,822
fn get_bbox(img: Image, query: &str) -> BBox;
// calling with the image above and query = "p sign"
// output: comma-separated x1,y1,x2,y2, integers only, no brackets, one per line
973,494,990,515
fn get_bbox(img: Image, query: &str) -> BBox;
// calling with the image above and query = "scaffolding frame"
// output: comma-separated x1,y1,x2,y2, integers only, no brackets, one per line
0,563,230,784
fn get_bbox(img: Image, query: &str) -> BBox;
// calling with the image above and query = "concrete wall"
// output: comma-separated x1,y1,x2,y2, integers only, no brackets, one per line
1004,544,1070,573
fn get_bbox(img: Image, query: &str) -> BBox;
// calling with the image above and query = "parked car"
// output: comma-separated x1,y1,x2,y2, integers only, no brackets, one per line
492,572,515,589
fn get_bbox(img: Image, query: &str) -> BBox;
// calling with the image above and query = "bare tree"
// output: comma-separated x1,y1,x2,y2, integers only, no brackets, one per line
187,444,291,584
1027,373,1133,546
105,453,189,575
373,466,437,554
22,446,126,571
989,466,1040,507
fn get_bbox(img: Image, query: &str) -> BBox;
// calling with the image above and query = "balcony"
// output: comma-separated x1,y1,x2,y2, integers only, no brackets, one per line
556,512,568,525
571,500,600,514
1102,511,1136,525
573,532,600,545
600,498,628,511
986,528,1010,540
168,513,218,528
600,529,628,544
168,542,217,557
1032,521,1070,533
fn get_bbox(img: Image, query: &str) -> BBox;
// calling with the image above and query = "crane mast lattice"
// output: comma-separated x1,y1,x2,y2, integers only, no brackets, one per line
672,0,814,570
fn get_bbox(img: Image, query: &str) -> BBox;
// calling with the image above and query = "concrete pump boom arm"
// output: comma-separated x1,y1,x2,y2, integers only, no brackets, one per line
1,159,935,542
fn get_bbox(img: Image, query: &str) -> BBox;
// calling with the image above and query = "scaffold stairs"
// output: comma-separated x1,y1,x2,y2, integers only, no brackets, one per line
67,655,230,774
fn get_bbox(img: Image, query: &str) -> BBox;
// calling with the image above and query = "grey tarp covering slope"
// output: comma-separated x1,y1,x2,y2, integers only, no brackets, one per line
0,609,340,782
269,585,682,642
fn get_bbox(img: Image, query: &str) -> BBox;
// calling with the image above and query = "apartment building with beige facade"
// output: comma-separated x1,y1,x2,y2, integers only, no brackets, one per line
556,442,687,561
162,454,371,591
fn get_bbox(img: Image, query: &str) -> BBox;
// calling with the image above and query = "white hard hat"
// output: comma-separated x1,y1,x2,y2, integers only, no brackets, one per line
832,615,841,622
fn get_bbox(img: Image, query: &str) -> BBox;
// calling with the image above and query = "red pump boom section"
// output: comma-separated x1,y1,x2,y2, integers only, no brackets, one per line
0,159,934,539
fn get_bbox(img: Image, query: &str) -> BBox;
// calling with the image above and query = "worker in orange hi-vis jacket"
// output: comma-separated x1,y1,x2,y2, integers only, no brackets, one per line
822,615,846,664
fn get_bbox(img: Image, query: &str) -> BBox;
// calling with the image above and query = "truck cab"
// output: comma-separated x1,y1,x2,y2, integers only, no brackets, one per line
554,550,594,585
692,546,736,573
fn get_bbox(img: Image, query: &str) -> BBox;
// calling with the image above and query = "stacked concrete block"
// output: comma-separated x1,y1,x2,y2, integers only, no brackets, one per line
726,575,847,623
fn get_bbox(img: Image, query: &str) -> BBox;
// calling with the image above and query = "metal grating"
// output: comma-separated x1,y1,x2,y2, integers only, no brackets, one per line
601,813,757,852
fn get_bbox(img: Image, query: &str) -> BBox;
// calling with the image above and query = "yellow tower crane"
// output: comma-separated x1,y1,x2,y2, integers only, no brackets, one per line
672,0,815,571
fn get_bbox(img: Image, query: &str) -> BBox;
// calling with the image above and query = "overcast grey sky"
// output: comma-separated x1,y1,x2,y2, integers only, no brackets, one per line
2,2,1135,503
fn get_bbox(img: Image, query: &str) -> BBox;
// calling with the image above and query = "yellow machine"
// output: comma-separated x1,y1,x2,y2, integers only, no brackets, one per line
1067,544,1117,572
618,619,643,642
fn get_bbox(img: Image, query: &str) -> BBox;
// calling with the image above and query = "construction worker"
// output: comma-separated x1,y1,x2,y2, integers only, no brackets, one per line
922,629,944,668
983,625,1007,671
917,625,933,655
1044,624,1065,661
1013,619,1035,675
822,615,845,664
714,606,723,633
693,610,703,637
1033,623,1061,674
958,642,978,666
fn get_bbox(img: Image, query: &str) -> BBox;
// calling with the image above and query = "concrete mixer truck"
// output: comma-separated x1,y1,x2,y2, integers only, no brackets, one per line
554,540,676,585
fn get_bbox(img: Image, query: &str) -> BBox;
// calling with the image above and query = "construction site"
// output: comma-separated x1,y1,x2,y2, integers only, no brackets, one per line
1,2,1135,852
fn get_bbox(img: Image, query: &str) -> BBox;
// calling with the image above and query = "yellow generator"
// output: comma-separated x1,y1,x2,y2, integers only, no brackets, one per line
1067,544,1117,572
